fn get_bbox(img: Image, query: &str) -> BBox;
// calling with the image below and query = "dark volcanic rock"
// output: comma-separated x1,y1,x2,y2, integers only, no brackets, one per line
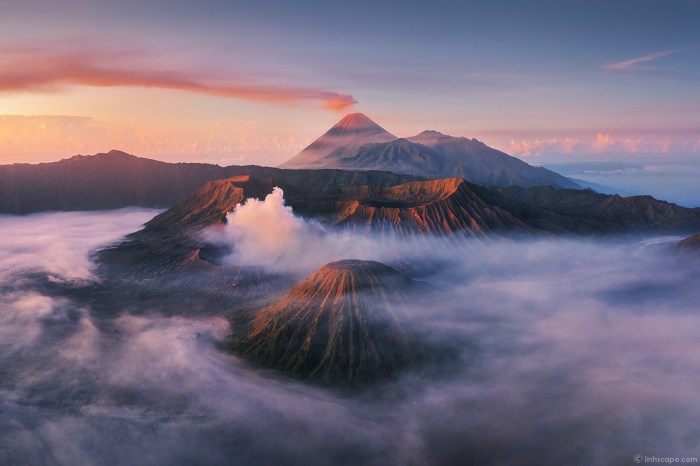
0,150,418,214
498,185,700,233
233,260,427,386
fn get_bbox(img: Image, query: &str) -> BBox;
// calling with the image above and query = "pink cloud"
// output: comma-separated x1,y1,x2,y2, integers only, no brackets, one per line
495,133,697,158
0,114,310,165
0,48,356,111
592,133,615,152
603,50,678,71
503,138,563,157
560,137,579,154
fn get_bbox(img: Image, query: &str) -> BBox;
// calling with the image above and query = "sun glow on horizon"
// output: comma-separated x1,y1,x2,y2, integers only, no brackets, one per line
1,0,698,165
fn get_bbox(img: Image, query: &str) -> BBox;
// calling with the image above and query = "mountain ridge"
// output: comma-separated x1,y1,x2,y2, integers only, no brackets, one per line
0,150,419,214
95,172,700,280
279,113,580,189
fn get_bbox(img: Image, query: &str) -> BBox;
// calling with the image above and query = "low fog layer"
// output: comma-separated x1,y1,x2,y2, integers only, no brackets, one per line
2,205,700,465
0,208,160,282
544,161,700,207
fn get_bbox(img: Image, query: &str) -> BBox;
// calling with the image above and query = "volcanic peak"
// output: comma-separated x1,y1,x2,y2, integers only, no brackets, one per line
234,259,425,386
325,113,392,135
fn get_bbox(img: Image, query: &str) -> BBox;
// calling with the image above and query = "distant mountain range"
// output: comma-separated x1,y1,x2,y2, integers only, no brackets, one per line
96,173,700,279
280,113,580,189
3,145,697,247
0,114,586,215
0,150,416,214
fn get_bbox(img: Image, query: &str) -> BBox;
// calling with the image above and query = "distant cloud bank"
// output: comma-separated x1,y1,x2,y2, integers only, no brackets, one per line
495,132,700,158
0,114,310,165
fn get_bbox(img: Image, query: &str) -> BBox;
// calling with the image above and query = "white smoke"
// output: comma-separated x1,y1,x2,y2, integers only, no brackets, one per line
205,187,380,273
214,187,304,266
203,187,461,275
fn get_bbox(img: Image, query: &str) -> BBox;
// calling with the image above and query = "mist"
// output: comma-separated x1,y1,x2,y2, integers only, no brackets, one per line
2,207,700,465
0,208,160,282
543,161,700,208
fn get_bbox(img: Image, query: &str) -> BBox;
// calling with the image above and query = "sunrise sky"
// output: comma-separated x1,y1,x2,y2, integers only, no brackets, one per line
1,0,699,166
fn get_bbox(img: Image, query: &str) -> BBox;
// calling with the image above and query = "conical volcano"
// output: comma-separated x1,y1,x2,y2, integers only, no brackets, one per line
279,113,397,169
234,260,425,385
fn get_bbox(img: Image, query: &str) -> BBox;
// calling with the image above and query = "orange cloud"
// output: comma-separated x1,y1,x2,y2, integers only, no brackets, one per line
0,114,310,165
592,133,615,152
0,49,356,111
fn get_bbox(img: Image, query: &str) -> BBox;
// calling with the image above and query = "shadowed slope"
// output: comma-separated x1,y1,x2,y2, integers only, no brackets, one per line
676,232,700,252
280,114,579,189
0,149,419,214
0,150,229,214
96,176,274,275
406,131,580,188
145,176,272,232
499,185,700,233
234,260,426,386
318,135,580,189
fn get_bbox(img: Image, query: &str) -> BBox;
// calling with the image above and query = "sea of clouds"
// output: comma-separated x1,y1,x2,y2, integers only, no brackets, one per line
1,199,700,465
544,161,700,207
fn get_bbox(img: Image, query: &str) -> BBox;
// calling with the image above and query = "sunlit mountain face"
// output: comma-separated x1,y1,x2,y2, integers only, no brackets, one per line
2,1,700,465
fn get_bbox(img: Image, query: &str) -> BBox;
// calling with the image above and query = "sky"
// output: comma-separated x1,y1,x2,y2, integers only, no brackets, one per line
1,0,699,166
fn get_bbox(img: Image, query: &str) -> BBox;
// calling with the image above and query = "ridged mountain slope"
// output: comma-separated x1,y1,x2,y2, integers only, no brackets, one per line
96,176,272,274
332,178,533,237
234,260,425,385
